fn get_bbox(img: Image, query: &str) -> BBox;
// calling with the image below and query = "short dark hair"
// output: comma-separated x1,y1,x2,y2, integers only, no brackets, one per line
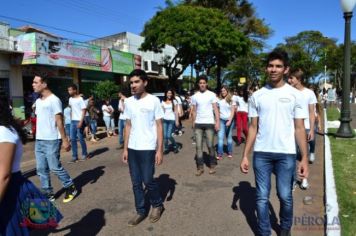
35,74,50,88
197,75,208,83
266,49,289,67
68,84,78,90
289,68,304,82
128,69,148,82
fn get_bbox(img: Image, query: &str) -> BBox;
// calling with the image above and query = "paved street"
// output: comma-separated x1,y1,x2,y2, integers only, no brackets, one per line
22,120,325,236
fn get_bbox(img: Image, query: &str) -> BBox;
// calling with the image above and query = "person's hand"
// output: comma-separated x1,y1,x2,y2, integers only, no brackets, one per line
122,149,128,164
77,121,83,129
298,159,309,179
307,130,314,141
192,123,195,129
226,119,232,127
215,123,220,132
62,139,71,152
175,121,179,128
240,157,249,174
155,150,163,165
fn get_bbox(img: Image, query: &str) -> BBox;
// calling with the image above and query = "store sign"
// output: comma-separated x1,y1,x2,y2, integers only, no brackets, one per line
111,50,134,74
16,33,37,64
16,32,135,74
36,34,102,71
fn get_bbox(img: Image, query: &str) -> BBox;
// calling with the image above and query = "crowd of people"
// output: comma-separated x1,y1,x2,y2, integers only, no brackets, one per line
0,49,324,236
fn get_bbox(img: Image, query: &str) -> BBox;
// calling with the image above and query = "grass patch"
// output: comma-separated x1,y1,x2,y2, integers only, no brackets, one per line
328,134,356,235
327,107,340,121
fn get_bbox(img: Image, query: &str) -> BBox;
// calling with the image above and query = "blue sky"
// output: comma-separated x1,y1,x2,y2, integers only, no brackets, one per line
1,0,355,48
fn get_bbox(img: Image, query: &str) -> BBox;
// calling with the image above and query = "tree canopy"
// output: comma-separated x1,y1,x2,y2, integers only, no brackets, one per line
141,4,249,89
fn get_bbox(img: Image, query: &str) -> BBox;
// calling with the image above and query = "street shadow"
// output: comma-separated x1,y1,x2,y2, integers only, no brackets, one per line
90,147,109,158
55,166,105,199
30,209,105,236
156,174,177,202
232,181,280,236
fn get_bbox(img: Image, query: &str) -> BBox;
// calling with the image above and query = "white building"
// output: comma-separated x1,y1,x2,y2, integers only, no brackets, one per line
89,32,182,80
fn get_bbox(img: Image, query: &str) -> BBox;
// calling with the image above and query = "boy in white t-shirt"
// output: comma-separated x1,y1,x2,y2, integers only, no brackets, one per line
32,75,77,203
67,84,90,163
122,69,164,226
191,76,220,175
240,50,309,236
288,68,318,190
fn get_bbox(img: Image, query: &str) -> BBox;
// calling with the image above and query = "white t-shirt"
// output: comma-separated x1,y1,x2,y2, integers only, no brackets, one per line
102,104,114,117
175,96,183,116
118,99,126,120
162,100,176,121
84,99,89,117
249,83,306,154
0,126,23,173
217,98,236,120
192,90,217,124
234,95,249,113
298,88,317,129
35,94,62,140
63,107,71,125
125,94,164,150
69,97,86,121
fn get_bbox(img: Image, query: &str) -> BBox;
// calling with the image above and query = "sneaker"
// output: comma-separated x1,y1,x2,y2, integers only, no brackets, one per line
209,166,216,174
67,160,78,164
46,193,55,202
178,130,183,136
192,141,196,145
90,138,97,143
227,153,233,159
309,153,315,164
300,178,309,190
173,147,179,154
149,206,164,223
118,144,124,149
163,150,170,155
63,185,77,203
216,155,222,160
195,168,204,176
171,132,177,137
128,214,146,226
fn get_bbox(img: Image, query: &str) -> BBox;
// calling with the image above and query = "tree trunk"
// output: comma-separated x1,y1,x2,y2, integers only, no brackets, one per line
216,65,222,92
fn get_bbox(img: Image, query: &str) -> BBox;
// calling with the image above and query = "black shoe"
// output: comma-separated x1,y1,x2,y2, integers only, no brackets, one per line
173,148,179,154
63,185,77,203
46,193,55,202
163,150,170,155
280,229,291,236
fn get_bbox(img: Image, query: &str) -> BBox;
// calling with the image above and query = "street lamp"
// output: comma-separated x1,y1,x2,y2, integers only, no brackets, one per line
336,0,356,138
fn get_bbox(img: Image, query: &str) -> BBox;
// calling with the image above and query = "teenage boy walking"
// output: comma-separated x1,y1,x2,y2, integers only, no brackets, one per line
240,50,309,236
191,76,220,176
32,75,77,203
122,69,164,226
67,84,90,163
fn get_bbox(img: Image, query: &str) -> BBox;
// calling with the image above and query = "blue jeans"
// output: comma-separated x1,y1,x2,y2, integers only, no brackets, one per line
65,123,70,138
118,119,126,145
217,119,234,156
253,152,296,235
90,119,97,135
103,116,115,133
128,149,162,215
35,139,74,194
70,120,88,160
163,119,177,151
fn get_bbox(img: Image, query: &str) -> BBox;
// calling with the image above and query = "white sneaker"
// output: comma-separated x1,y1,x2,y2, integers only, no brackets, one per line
309,153,315,163
300,179,309,190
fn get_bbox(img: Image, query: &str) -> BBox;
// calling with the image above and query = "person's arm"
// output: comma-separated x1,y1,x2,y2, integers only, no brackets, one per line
0,142,15,203
213,102,220,131
174,103,179,127
191,105,196,128
227,104,236,127
240,117,258,174
155,119,164,165
122,119,131,164
78,108,86,128
308,103,316,141
295,118,309,179
55,113,71,151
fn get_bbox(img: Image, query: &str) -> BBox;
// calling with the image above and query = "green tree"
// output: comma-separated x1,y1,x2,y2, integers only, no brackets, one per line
141,5,249,90
91,80,119,100
277,30,337,83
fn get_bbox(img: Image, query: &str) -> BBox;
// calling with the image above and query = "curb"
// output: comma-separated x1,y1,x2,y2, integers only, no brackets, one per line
324,108,341,236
